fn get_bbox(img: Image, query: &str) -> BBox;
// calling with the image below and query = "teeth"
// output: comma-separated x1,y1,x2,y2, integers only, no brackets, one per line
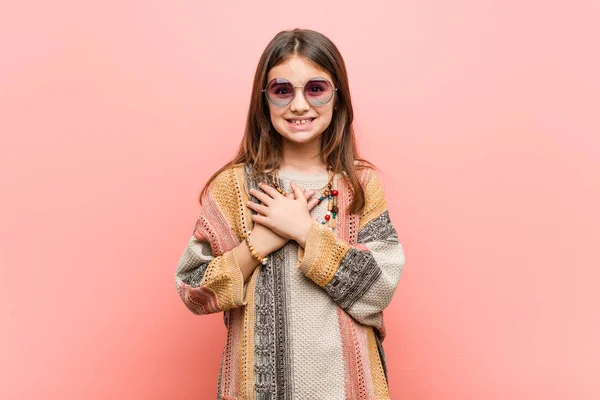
291,119,313,125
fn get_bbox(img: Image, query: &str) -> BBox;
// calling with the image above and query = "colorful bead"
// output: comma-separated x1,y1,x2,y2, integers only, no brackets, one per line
324,214,331,221
331,190,338,196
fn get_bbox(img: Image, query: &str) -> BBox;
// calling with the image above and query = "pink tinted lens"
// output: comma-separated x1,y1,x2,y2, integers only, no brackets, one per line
265,78,295,106
304,78,333,106
265,77,334,106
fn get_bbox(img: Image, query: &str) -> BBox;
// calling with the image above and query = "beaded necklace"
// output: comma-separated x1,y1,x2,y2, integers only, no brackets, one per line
269,167,340,231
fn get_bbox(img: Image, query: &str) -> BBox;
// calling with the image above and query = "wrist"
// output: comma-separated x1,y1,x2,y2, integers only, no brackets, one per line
296,218,317,249
244,231,269,265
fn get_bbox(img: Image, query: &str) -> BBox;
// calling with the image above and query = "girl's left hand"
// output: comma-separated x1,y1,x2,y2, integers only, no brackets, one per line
247,181,318,243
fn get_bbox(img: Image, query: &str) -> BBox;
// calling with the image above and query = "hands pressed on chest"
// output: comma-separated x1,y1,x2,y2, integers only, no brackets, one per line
246,181,320,248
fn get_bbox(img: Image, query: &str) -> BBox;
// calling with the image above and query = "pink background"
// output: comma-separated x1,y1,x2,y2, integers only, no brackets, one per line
1,0,599,399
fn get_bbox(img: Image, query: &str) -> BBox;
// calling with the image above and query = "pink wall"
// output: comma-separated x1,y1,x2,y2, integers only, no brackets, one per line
1,1,599,399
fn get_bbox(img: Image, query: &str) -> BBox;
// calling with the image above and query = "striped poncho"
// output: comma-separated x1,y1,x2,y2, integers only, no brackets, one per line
175,163,405,399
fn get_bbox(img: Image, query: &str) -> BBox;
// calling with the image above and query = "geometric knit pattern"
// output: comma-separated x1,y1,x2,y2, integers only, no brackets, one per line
175,163,405,399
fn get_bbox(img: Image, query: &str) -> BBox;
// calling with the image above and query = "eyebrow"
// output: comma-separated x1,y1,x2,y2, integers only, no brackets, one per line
268,76,330,85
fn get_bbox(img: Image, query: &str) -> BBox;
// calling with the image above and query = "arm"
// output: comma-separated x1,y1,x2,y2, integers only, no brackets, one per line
296,170,405,336
174,166,261,315
175,231,252,315
175,163,319,315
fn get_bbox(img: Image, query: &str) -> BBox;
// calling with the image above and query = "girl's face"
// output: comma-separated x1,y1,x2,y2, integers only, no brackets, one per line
266,55,336,146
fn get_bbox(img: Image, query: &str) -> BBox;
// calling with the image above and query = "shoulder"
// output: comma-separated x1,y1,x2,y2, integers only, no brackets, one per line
353,163,387,224
196,164,248,245
206,163,246,190
202,163,248,204
352,159,382,191
343,159,385,206
198,163,249,236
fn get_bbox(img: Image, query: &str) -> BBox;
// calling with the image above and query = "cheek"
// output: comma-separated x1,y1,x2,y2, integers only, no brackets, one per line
268,107,288,135
318,108,334,126
268,104,284,119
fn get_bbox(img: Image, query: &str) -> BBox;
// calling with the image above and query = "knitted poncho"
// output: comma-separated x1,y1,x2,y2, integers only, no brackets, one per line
175,163,405,400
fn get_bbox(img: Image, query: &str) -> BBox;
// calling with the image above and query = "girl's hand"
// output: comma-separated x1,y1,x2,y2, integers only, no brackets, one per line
247,185,318,255
245,221,286,257
247,181,319,245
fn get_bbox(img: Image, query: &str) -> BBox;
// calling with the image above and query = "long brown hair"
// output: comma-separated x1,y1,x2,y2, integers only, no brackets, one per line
199,28,375,214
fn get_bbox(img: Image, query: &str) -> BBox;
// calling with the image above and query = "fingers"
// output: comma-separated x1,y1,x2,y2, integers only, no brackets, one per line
291,187,314,200
290,182,306,203
249,187,273,206
303,189,315,201
307,197,320,211
246,200,268,216
251,182,314,203
259,182,283,199
251,213,271,229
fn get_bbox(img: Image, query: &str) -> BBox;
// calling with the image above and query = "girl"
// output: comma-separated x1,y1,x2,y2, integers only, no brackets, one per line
175,28,405,400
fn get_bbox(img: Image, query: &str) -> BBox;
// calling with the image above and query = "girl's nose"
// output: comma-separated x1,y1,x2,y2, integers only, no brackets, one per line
289,87,310,112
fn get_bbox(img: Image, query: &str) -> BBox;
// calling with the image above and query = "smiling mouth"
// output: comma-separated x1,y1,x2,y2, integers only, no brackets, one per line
286,118,316,126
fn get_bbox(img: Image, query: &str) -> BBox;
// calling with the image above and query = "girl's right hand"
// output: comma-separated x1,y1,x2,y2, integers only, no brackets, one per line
249,188,318,256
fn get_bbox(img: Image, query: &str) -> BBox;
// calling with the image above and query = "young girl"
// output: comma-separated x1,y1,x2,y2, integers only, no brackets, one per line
175,28,405,400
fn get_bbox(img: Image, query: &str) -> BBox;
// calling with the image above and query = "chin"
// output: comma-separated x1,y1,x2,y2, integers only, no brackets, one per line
284,134,320,144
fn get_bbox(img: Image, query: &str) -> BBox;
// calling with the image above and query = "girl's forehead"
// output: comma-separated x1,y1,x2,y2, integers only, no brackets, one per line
267,56,333,84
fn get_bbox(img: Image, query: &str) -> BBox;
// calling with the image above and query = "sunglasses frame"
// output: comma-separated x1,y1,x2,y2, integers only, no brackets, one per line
262,77,338,107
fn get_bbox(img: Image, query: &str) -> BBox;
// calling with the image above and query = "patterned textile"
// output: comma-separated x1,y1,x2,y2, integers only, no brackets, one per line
175,163,405,399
